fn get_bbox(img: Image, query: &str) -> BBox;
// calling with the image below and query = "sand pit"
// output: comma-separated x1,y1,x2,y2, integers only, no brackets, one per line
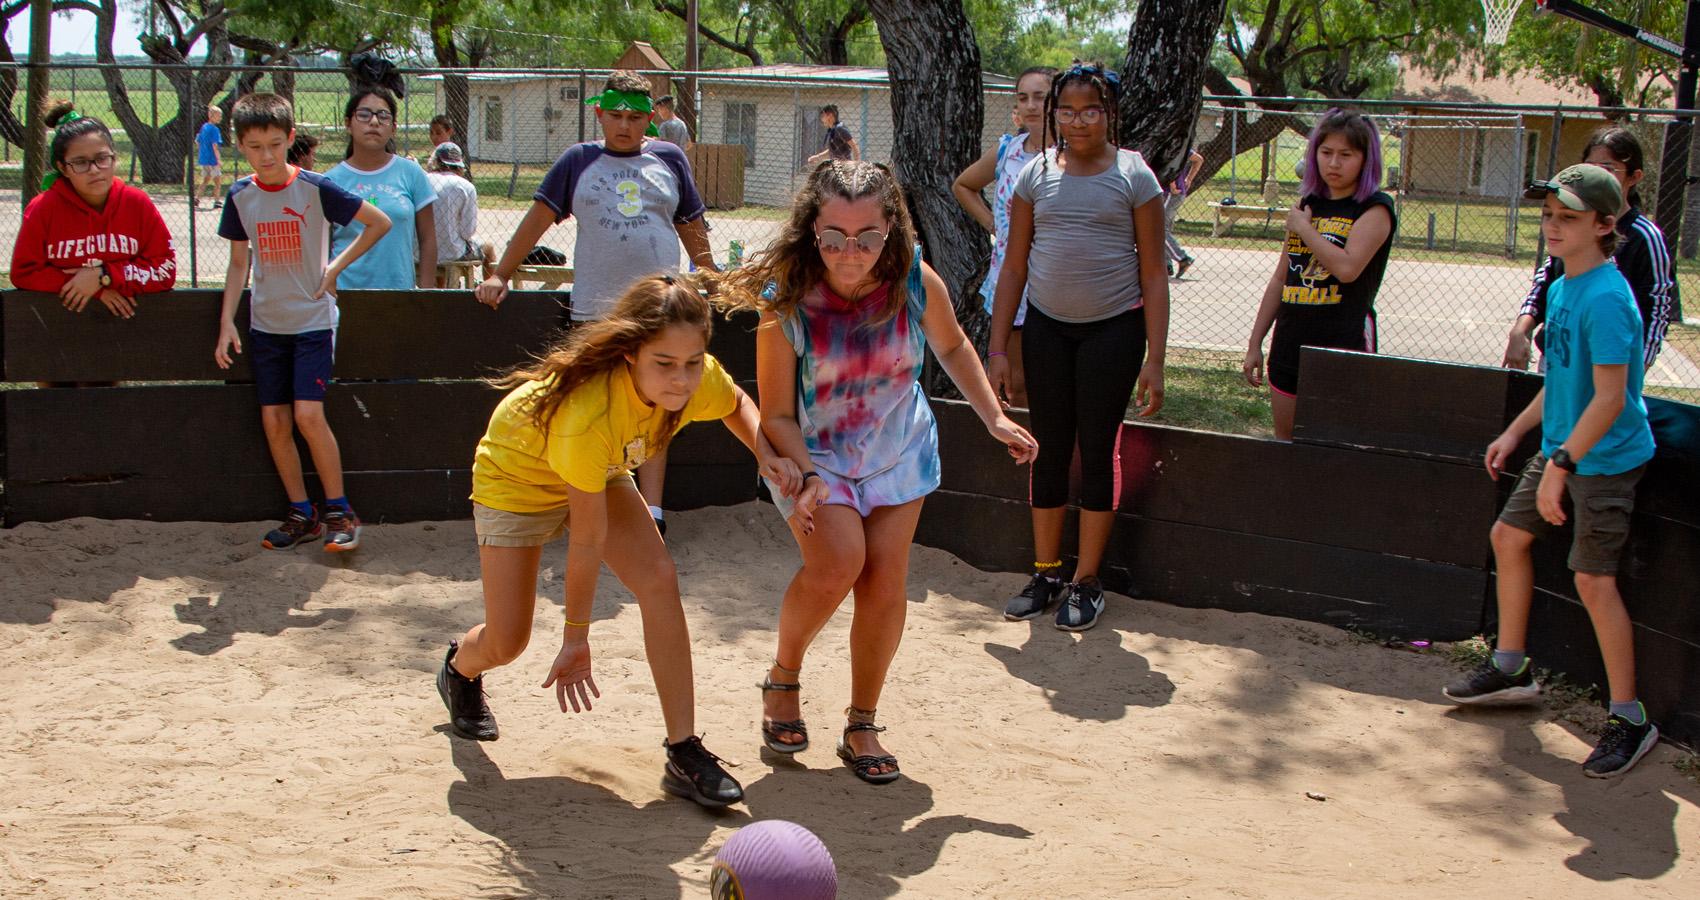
2,502,1696,898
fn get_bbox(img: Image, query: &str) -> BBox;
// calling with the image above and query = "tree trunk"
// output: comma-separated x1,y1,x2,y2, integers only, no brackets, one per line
866,0,990,378
93,0,235,185
0,19,23,149
1118,0,1229,185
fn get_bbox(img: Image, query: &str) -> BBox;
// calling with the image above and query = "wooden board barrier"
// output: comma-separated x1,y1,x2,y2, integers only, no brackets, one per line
917,488,1487,640
1,289,569,383
1293,348,1544,465
2,290,760,385
932,400,1499,568
1,381,756,525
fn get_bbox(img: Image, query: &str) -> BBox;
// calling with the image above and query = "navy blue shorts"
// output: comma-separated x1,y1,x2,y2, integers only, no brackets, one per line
250,328,335,406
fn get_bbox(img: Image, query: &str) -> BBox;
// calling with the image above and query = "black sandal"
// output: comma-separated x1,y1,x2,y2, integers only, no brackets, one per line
759,660,809,753
836,708,900,785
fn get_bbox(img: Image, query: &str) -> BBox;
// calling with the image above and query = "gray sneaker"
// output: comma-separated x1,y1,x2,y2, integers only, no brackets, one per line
1054,579,1106,632
1004,572,1066,621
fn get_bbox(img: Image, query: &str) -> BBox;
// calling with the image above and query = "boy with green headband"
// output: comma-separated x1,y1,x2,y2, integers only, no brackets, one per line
476,70,715,535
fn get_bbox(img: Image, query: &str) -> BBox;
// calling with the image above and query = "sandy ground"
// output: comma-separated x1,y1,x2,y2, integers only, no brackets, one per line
2,502,1696,898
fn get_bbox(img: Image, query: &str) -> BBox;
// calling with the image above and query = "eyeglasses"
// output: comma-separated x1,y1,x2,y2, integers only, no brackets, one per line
352,109,394,124
63,152,118,174
1054,108,1105,125
816,227,887,255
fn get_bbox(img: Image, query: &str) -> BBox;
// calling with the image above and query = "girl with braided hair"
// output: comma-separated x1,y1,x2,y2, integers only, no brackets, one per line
731,160,1036,784
987,62,1170,632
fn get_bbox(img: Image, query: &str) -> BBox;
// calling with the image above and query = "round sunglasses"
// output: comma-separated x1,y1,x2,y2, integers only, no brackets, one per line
815,227,888,255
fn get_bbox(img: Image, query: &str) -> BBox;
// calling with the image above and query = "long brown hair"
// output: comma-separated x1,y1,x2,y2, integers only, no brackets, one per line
492,271,742,450
1581,126,1646,209
727,160,916,327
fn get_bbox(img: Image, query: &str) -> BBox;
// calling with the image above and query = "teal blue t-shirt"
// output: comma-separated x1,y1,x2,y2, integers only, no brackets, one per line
1541,262,1656,475
326,155,437,289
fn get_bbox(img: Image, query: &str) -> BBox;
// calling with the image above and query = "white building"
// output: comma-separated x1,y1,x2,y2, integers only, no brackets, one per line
430,64,1019,208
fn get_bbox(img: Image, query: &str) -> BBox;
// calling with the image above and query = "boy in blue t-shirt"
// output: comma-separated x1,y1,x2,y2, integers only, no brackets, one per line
1445,164,1659,778
196,106,224,210
214,93,392,552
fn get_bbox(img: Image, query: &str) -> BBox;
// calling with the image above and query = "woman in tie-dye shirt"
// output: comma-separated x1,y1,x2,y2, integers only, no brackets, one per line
730,161,1036,784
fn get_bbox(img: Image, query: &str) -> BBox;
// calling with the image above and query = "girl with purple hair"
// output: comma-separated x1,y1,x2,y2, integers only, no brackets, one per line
1243,108,1396,440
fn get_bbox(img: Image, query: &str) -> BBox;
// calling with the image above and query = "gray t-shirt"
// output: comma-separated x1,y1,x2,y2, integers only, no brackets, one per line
534,140,705,321
1013,148,1163,323
219,169,364,335
656,117,691,149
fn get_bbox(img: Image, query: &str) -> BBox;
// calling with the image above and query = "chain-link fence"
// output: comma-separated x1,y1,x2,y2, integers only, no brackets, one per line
5,65,1698,393
1176,96,1700,395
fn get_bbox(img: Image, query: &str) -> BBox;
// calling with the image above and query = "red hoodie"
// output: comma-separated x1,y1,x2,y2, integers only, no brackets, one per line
9,177,178,295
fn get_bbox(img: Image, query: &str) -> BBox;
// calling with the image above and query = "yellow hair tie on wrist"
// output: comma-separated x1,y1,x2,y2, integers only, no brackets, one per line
565,618,590,627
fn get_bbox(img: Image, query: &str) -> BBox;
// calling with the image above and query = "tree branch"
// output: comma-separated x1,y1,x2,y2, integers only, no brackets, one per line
652,0,764,65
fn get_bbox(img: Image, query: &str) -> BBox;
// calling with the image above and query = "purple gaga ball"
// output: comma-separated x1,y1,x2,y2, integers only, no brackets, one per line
710,819,837,900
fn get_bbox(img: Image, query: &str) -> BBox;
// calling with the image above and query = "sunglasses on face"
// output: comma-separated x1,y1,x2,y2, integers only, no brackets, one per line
63,152,118,174
816,227,888,255
352,109,394,124
1055,108,1105,125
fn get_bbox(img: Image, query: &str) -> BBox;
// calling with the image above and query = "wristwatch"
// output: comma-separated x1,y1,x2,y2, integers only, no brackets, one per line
96,262,111,287
1549,447,1578,473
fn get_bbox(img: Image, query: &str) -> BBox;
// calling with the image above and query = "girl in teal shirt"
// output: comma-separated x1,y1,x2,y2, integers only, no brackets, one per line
328,87,437,289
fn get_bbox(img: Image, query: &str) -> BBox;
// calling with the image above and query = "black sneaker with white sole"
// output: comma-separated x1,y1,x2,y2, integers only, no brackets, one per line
662,736,744,808
1583,715,1658,778
1442,659,1541,705
1054,579,1106,632
1004,572,1066,621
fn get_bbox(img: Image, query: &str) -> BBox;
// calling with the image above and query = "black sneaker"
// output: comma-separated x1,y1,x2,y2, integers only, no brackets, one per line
437,641,498,741
1004,572,1065,621
1584,715,1658,778
661,735,744,808
1442,659,1541,705
262,507,322,550
1054,578,1106,632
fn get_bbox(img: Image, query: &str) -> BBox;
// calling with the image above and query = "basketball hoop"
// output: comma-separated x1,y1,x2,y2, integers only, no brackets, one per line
1481,0,1526,46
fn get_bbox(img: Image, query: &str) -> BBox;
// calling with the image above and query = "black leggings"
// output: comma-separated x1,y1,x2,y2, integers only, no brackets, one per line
1021,305,1147,511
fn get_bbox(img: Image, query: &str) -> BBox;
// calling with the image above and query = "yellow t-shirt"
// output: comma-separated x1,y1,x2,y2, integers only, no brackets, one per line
470,355,739,513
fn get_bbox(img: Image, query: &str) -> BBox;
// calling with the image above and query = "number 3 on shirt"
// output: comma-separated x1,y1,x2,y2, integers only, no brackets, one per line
615,180,642,217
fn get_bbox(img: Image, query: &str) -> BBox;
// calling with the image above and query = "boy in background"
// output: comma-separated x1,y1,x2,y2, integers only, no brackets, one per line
474,70,715,536
197,105,224,209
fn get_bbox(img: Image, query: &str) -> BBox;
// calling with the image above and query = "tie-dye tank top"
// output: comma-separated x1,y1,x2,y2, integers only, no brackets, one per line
980,132,1036,316
779,255,941,497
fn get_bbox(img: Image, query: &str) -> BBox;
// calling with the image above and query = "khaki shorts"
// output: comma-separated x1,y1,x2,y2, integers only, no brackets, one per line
198,164,220,178
1498,453,1646,575
473,501,569,548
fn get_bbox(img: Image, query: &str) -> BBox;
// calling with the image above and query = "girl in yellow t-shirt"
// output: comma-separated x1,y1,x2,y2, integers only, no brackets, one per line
437,271,797,809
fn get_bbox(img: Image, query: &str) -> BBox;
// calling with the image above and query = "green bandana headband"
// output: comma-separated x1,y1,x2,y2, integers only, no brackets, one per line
40,110,86,190
585,89,653,113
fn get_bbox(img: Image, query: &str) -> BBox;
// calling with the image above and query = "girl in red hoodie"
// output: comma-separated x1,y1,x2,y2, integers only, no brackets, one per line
10,102,177,318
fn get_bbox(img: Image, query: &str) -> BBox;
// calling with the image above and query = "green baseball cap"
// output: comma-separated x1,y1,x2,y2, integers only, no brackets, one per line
1524,163,1622,217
